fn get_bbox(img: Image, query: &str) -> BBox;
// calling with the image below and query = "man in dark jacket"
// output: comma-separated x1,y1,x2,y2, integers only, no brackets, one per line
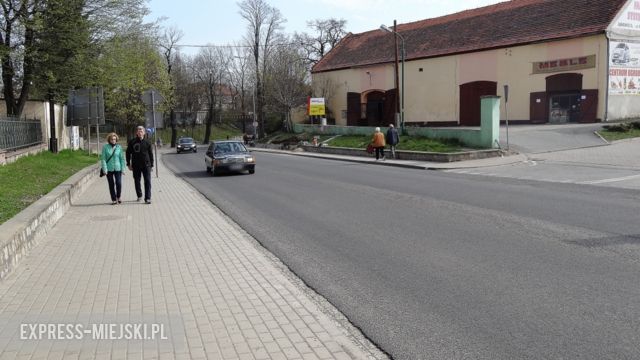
386,124,400,159
126,126,154,204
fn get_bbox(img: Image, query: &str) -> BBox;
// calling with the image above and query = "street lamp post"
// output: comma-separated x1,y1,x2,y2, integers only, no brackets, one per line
380,21,405,133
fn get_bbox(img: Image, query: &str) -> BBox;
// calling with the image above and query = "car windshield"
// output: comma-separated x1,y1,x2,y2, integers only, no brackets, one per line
214,142,247,153
179,138,193,143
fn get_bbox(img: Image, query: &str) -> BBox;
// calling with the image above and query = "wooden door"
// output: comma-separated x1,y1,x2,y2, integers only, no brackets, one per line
578,90,598,123
530,92,548,124
366,91,384,126
347,92,361,126
383,88,397,127
460,81,497,126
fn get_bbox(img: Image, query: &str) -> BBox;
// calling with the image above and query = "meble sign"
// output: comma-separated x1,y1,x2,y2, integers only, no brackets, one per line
532,55,596,74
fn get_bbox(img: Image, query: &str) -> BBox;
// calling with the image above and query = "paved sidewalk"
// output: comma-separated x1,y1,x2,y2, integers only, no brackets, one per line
532,137,640,169
0,157,386,359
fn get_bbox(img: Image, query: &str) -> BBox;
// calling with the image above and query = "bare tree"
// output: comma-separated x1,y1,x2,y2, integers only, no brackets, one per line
313,76,337,122
159,26,183,147
172,53,202,136
265,43,309,132
192,46,229,144
238,0,285,138
228,44,252,114
295,18,347,67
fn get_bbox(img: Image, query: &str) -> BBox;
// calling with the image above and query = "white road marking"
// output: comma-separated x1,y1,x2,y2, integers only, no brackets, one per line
579,174,640,185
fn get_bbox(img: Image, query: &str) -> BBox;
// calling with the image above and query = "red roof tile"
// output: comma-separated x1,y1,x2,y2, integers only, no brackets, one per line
312,0,627,73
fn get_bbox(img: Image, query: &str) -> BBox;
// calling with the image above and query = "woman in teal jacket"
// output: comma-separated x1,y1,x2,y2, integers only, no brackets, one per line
101,132,126,204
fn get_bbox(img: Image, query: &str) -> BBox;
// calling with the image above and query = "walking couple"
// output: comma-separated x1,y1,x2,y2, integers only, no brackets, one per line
370,124,400,161
100,126,154,205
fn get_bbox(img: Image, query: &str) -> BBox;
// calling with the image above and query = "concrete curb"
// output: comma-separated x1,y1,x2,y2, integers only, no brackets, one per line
0,162,99,280
251,147,429,169
254,143,503,162
0,144,48,165
250,147,528,171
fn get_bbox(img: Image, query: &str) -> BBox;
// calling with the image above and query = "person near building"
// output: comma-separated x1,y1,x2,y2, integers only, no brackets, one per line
101,132,126,205
126,126,154,204
371,127,386,161
386,124,400,159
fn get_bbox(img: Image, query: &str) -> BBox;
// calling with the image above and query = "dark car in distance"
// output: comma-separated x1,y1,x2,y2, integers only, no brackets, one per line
204,140,255,176
176,137,197,153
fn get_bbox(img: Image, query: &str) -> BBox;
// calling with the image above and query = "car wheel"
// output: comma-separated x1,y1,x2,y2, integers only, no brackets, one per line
249,169,255,174
206,166,211,173
194,149,197,153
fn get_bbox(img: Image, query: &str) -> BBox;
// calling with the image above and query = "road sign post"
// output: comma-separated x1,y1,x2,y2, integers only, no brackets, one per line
67,87,105,154
504,85,510,151
143,89,164,178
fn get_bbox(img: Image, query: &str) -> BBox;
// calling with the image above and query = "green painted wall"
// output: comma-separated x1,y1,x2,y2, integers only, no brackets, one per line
294,98,501,149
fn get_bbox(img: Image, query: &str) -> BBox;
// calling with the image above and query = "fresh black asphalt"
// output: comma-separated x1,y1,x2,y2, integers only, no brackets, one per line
165,149,640,360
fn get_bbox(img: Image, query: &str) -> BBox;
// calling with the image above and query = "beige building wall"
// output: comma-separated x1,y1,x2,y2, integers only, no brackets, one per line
313,65,396,126
314,34,608,125
492,34,608,122
0,101,69,150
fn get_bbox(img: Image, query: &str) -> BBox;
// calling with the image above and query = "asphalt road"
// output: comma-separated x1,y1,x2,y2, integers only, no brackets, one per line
164,149,640,360
446,160,640,190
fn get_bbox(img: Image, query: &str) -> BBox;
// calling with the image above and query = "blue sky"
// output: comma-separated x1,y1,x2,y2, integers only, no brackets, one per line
146,0,505,53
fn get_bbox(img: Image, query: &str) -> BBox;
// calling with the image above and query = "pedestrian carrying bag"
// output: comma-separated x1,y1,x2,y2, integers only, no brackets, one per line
100,146,117,177
366,144,374,154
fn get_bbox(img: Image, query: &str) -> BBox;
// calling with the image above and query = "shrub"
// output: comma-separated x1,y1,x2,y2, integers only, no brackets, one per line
602,123,631,132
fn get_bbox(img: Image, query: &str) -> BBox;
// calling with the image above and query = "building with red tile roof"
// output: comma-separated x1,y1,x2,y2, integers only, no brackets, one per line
311,0,638,127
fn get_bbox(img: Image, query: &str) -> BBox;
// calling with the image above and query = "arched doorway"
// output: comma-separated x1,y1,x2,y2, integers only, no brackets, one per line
530,73,597,123
546,73,582,123
362,89,396,127
459,81,497,126
365,91,385,126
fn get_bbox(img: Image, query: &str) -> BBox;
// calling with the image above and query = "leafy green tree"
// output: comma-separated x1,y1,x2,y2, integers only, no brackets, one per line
32,0,93,102
0,0,153,118
95,33,170,138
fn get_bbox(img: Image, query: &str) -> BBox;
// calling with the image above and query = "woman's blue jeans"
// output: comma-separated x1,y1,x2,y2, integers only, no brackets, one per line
106,171,122,201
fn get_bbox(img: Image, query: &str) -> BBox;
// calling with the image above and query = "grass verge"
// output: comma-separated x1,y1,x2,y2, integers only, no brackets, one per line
597,127,640,142
327,135,463,152
0,150,98,225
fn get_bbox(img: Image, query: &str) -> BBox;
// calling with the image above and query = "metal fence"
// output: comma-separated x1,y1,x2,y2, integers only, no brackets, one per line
0,118,43,151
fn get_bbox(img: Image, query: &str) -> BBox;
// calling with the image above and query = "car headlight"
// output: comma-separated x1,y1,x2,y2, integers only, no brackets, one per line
245,157,254,163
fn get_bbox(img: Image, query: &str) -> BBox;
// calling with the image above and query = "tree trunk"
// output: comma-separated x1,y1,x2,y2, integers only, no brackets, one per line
203,103,213,144
2,57,16,116
170,109,177,147
256,82,264,138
